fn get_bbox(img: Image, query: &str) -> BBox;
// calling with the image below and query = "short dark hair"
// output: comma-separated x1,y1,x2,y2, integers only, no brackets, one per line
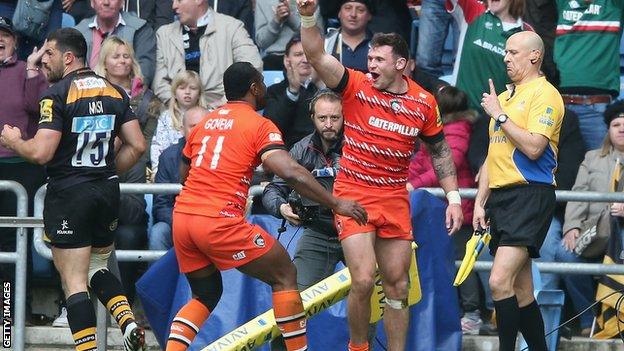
223,62,262,101
285,33,301,56
370,33,410,61
309,89,342,116
435,86,468,115
47,28,87,61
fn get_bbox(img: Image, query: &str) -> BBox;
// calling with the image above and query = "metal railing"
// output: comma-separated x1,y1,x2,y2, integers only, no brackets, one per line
0,181,30,351
0,184,620,350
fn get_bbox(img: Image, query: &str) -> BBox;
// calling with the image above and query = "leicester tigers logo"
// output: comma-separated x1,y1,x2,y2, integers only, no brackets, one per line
390,99,402,113
253,233,265,248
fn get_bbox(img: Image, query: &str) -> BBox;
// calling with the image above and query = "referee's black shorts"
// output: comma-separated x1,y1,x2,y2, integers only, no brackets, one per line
43,177,120,249
486,184,555,258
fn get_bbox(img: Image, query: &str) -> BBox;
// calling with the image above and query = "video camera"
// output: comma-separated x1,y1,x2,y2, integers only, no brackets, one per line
287,167,337,224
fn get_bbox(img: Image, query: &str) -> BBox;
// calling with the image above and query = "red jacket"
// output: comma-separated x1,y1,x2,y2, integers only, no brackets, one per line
409,112,477,225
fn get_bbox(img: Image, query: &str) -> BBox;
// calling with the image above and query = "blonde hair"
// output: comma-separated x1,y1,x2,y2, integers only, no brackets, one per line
94,36,143,82
169,70,207,131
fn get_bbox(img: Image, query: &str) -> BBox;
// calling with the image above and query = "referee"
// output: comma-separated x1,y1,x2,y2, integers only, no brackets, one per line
475,31,564,351
0,28,146,351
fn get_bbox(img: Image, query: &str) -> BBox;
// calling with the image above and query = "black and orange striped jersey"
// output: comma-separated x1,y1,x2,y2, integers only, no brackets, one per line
37,67,137,190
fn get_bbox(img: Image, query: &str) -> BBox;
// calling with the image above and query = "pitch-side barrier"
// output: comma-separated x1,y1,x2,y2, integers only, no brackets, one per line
0,184,616,350
0,181,29,351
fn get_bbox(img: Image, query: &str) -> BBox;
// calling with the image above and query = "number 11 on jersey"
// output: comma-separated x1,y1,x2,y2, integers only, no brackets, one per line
195,135,225,169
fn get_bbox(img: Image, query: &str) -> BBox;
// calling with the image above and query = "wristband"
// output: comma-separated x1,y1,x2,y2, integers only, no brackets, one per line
446,190,461,205
26,67,39,72
300,15,316,28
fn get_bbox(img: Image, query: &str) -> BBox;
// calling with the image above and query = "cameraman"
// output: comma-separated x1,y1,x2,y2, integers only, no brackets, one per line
263,89,344,289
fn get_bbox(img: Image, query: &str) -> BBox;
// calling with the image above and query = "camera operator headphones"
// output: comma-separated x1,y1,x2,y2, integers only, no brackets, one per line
309,89,343,117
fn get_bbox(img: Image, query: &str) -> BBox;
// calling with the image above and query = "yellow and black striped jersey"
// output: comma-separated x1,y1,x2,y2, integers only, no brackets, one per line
37,67,137,190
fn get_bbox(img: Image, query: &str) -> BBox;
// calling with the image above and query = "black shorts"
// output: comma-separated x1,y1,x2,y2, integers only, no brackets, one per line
485,184,555,258
43,177,120,248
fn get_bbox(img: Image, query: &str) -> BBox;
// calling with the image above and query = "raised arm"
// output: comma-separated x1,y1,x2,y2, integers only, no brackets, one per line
296,0,345,89
481,79,551,160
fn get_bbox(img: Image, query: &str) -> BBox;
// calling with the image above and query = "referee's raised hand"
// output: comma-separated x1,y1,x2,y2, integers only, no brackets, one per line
481,78,504,119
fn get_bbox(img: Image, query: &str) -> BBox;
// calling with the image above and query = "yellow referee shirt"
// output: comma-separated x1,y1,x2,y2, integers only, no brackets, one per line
487,76,564,188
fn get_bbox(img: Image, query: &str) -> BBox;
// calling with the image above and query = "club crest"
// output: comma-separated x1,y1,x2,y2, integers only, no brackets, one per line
390,99,402,113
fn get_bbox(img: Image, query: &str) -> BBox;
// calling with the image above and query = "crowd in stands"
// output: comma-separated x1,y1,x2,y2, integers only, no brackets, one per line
2,0,624,341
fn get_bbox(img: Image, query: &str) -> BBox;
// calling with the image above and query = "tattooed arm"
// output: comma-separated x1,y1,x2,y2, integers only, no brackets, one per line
425,138,459,193
425,137,463,234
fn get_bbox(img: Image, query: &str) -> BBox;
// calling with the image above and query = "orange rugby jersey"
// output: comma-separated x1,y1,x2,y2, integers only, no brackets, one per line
174,102,285,217
336,69,443,188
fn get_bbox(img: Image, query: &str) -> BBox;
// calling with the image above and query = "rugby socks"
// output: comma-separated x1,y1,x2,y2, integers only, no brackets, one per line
89,269,136,334
66,292,97,351
348,340,369,351
493,295,521,351
166,298,211,351
518,300,548,351
273,290,307,351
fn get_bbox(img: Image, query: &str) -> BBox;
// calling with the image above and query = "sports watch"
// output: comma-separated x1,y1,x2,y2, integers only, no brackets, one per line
496,114,509,124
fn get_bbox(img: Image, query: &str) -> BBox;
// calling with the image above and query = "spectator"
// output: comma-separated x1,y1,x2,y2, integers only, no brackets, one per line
65,0,96,24
255,0,321,70
124,0,175,32
94,36,163,168
75,0,157,86
319,0,412,43
554,0,624,151
68,0,176,32
407,86,481,334
324,0,373,73
523,0,559,86
209,0,255,41
151,70,207,174
448,0,532,112
417,0,458,77
548,103,624,336
150,106,207,251
153,0,262,107
264,35,322,149
0,16,48,324
2,0,63,60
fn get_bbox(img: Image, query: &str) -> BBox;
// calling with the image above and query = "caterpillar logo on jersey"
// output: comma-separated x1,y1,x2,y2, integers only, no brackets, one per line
39,99,54,124
232,251,246,260
253,233,266,248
